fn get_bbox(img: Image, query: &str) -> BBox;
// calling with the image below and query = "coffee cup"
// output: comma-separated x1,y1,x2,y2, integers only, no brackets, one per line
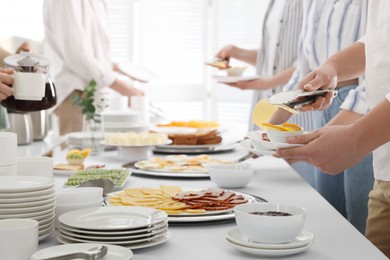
13,72,46,101
0,219,39,260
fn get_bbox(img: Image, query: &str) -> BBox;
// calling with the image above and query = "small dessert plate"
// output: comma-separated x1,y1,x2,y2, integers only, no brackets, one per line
239,139,274,156
226,227,314,250
256,139,304,150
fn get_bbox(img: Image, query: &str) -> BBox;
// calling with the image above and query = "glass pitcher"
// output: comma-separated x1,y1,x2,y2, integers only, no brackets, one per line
0,53,57,112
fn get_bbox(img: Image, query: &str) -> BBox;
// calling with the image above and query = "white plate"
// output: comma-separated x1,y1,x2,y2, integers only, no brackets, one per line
53,169,78,176
226,228,314,250
0,193,55,203
39,227,54,241
59,221,168,236
0,200,56,213
59,228,168,244
0,207,55,219
0,176,54,193
31,243,134,260
57,231,171,250
125,162,210,178
0,196,55,208
100,140,172,148
256,139,304,150
150,126,198,134
226,237,313,257
240,139,274,156
0,188,54,199
59,206,167,231
212,75,260,84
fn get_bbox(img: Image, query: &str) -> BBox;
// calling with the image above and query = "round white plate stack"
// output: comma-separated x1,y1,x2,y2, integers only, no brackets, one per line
0,176,56,241
57,206,171,250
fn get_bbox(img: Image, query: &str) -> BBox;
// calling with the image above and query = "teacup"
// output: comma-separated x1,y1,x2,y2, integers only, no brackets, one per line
17,156,53,177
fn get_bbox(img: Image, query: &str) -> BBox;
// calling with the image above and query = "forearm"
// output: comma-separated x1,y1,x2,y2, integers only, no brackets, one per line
266,66,295,89
352,99,390,154
230,47,257,66
326,109,363,126
324,42,366,82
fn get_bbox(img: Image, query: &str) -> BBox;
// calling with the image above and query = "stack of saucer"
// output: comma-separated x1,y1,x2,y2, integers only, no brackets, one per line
225,227,314,257
58,206,171,250
0,176,56,240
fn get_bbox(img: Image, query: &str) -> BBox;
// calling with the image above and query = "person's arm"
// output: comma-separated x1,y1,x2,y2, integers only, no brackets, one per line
275,98,390,175
216,45,257,66
228,66,295,91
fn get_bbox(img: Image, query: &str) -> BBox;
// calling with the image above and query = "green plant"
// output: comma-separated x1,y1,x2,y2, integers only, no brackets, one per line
72,79,97,121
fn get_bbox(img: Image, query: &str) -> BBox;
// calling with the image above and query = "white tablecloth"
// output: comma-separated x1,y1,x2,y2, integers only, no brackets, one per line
39,146,387,260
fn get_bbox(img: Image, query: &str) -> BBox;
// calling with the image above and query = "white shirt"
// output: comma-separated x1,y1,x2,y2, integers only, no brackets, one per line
43,0,116,109
250,0,302,131
359,1,390,181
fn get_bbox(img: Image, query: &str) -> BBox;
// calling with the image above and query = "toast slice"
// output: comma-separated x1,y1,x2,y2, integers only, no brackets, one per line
53,163,84,171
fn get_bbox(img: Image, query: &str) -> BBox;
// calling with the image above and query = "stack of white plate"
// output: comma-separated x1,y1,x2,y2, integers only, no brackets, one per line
58,206,171,250
102,110,149,133
0,176,56,241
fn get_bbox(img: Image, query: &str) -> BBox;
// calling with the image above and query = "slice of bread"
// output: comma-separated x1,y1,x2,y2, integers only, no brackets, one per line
53,163,84,171
205,60,230,70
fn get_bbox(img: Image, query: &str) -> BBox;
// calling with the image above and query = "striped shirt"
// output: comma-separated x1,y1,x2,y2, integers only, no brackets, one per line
284,0,369,120
249,0,303,131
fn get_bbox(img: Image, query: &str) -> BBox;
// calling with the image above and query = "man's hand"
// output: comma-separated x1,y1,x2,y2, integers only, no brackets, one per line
0,68,14,100
274,124,365,174
216,44,236,62
15,42,31,54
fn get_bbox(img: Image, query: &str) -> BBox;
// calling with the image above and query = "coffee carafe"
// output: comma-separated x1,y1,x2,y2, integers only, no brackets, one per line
0,53,57,112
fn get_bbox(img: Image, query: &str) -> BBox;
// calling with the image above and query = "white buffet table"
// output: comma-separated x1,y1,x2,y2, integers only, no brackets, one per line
40,146,387,260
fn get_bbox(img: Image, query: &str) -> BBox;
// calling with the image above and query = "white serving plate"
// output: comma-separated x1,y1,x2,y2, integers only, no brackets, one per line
57,231,171,250
226,228,314,250
31,243,134,260
0,207,55,219
239,139,274,156
0,196,55,208
0,176,54,193
0,200,55,214
212,75,260,83
226,237,313,257
58,206,167,231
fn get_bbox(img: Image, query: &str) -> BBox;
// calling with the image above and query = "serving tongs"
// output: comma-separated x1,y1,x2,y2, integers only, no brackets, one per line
269,89,338,113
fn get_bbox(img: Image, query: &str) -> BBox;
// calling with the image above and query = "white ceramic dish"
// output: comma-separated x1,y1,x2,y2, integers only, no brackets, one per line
239,139,274,156
212,75,260,84
0,188,54,199
0,176,54,193
207,163,254,189
234,203,307,244
59,227,168,244
0,207,55,219
265,128,304,144
56,187,103,204
0,197,55,208
57,231,171,250
226,237,313,257
59,221,168,236
58,206,167,231
247,130,303,150
150,126,198,134
0,200,55,214
0,193,55,203
100,140,172,148
226,228,314,249
31,243,134,260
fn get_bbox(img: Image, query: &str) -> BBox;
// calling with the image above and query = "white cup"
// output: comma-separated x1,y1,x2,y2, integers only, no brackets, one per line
56,187,103,204
0,219,39,260
0,132,17,166
13,72,46,101
130,96,149,113
0,164,17,176
17,156,53,177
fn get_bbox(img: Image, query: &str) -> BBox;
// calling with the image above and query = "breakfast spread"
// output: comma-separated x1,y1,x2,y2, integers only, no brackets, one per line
168,129,222,145
104,131,169,146
64,168,129,187
134,154,233,173
108,185,249,215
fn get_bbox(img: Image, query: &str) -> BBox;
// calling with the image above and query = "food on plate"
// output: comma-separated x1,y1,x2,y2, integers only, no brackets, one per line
226,66,247,76
109,185,248,214
205,59,230,70
168,129,222,145
64,168,129,187
158,120,219,129
104,131,169,146
135,154,233,173
66,148,91,165
261,122,303,132
53,163,84,171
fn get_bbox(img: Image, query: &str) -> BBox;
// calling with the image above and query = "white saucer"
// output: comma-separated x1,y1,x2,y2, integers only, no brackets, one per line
31,243,133,260
239,139,274,156
257,139,304,150
226,237,313,257
226,228,314,250
212,75,260,83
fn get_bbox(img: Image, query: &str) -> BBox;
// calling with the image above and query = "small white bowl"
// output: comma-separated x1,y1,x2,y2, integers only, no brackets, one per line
207,163,254,189
234,203,306,244
226,66,247,76
266,128,303,144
